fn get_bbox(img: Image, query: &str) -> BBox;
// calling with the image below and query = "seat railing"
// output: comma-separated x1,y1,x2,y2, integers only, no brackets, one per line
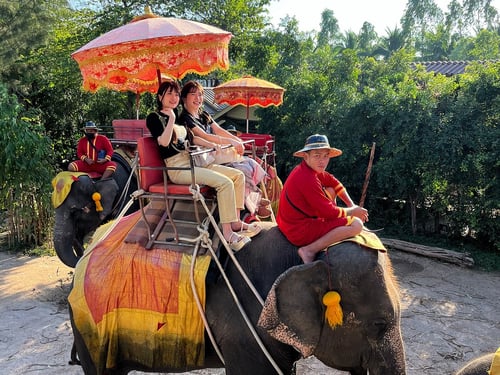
135,136,216,250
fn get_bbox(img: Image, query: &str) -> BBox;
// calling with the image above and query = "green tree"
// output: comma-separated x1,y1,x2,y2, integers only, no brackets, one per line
358,22,379,56
435,62,500,249
316,9,341,48
0,83,55,248
373,27,408,59
420,24,455,60
462,0,500,33
0,0,69,90
401,0,444,52
451,29,500,59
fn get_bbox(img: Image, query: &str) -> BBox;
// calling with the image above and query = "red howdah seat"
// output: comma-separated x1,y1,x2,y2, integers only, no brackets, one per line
111,119,151,145
239,132,276,170
135,136,216,250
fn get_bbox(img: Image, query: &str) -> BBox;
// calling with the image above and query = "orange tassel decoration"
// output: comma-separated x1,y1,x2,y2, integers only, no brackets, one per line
322,291,343,328
92,192,103,212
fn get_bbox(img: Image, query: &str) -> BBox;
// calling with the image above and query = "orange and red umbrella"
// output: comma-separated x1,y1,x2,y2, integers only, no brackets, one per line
71,8,232,94
213,75,285,132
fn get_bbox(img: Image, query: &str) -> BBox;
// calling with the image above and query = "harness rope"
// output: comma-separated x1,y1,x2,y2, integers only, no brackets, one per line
111,152,138,217
189,184,284,375
73,184,283,374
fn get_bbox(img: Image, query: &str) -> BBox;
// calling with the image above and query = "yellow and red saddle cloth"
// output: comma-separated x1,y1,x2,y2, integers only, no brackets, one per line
51,171,86,208
68,210,211,373
334,229,387,252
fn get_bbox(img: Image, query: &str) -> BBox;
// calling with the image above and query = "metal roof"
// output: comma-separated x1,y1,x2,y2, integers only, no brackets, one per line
413,60,498,76
203,87,228,113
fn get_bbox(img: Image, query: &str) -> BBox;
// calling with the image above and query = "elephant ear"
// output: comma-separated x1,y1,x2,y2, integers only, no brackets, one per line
258,261,329,358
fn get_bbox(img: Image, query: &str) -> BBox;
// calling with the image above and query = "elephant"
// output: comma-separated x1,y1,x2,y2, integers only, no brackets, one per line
53,151,138,268
455,350,499,375
68,221,406,375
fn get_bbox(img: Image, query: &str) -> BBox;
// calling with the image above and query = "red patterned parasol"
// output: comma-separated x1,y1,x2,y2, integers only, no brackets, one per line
213,75,285,132
71,8,232,93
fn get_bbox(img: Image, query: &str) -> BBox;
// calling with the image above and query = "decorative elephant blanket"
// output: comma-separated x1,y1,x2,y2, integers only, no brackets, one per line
68,210,211,373
51,171,87,208
491,347,500,374
336,229,387,252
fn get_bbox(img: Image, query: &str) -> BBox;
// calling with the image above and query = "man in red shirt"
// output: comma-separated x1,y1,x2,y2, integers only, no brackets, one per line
277,134,369,263
68,121,116,179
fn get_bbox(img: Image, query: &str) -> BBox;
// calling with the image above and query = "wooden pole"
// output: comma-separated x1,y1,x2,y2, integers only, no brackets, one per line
359,142,376,208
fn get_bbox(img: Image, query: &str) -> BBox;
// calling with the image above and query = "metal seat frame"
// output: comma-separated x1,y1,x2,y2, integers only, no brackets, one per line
136,136,217,250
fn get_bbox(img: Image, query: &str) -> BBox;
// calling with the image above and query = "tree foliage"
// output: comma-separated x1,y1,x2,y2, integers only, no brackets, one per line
1,0,499,256
0,83,54,248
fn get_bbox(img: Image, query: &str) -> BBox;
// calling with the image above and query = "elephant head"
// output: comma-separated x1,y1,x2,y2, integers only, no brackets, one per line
258,243,406,375
53,175,119,268
53,151,138,268
456,350,498,375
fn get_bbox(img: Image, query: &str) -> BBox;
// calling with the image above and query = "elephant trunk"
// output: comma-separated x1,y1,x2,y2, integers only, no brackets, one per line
53,208,80,268
367,325,407,375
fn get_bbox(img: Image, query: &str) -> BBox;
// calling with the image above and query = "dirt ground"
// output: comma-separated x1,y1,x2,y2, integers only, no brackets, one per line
0,248,498,375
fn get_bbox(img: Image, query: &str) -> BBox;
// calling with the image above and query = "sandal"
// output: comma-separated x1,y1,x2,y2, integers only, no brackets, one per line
238,222,262,238
259,198,271,206
227,232,251,252
257,205,272,219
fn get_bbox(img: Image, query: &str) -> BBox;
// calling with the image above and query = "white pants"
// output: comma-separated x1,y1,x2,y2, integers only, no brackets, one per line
166,152,245,224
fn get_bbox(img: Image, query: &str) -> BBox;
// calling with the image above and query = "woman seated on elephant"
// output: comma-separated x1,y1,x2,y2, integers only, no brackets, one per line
277,134,369,263
145,80,261,251
178,80,271,219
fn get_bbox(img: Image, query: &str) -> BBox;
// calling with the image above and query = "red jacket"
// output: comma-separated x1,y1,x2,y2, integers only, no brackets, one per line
277,161,348,246
76,134,113,162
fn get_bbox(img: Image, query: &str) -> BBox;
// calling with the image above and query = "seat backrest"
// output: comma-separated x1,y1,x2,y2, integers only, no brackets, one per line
137,137,164,191
112,119,151,141
239,132,274,150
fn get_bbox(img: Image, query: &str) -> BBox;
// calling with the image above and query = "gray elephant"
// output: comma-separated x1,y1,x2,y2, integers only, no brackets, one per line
53,152,138,268
456,350,498,375
69,223,406,374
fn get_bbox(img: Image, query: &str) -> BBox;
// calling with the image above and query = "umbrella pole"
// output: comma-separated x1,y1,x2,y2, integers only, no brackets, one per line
156,69,162,87
246,95,250,133
135,93,140,120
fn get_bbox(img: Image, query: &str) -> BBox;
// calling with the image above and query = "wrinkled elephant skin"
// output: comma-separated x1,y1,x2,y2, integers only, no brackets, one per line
455,352,496,375
53,152,138,268
54,175,119,268
70,224,406,374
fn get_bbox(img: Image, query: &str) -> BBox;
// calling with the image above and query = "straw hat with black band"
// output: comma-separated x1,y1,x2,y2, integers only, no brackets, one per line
293,134,342,158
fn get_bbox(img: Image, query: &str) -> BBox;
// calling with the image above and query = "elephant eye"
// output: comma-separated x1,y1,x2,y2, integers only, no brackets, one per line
368,318,388,339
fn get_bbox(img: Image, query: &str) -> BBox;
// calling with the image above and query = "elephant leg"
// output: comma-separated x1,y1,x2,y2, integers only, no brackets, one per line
69,341,81,366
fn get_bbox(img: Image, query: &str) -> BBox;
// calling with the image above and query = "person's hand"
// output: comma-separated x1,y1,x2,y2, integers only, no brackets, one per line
231,140,245,155
163,107,176,121
97,158,106,164
84,157,94,165
351,206,369,223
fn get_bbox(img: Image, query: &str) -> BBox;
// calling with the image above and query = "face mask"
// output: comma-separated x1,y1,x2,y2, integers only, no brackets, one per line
85,132,96,140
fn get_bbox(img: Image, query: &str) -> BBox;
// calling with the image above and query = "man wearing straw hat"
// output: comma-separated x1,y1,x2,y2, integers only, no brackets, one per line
68,121,116,180
277,134,369,264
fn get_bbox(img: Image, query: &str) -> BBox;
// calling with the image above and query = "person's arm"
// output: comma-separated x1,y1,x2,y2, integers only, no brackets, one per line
147,110,176,147
195,112,245,154
101,135,114,161
76,138,93,164
191,133,219,149
322,173,368,222
210,121,245,155
325,174,368,221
